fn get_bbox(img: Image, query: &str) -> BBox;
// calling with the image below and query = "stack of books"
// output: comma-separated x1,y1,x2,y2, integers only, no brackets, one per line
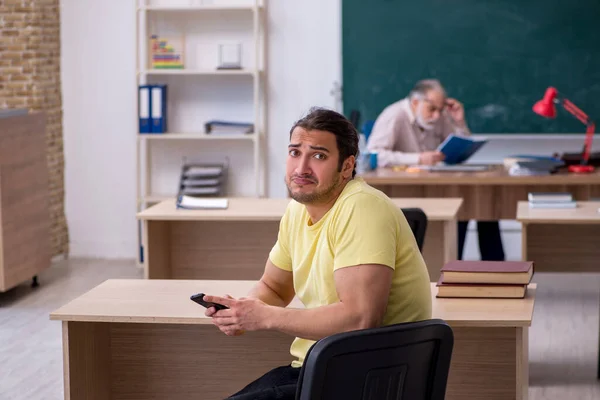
436,260,534,299
528,192,576,209
508,158,564,176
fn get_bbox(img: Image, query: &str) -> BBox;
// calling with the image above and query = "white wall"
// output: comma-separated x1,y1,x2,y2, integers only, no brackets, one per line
61,0,588,259
61,0,341,258
61,0,137,258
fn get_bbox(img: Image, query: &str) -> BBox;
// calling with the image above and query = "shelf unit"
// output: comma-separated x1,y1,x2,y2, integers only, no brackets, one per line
135,0,267,202
135,0,268,260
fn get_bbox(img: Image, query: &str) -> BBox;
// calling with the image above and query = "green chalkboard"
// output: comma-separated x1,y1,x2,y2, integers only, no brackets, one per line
342,0,600,134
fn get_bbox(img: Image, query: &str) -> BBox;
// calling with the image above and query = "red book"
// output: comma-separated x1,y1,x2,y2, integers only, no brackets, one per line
440,260,534,285
436,274,527,299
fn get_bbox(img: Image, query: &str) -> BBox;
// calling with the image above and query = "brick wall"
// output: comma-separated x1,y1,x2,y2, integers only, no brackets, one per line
0,0,69,257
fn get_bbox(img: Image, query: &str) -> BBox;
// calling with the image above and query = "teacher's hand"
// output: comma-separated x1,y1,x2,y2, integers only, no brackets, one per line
445,98,466,126
419,151,445,166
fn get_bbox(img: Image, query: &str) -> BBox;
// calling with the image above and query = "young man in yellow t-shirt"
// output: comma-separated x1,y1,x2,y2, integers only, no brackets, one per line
204,107,432,400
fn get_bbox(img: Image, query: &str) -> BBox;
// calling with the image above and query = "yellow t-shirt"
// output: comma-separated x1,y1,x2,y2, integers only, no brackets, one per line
269,177,432,368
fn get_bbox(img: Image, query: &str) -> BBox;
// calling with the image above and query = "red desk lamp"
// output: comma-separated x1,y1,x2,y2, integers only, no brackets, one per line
533,87,596,173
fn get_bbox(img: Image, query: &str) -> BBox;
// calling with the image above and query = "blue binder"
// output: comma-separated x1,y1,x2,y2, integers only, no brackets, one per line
150,84,167,134
437,134,487,164
138,85,151,133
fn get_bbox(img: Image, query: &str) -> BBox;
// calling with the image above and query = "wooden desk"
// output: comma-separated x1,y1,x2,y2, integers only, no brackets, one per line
362,165,600,220
517,201,600,273
517,201,600,379
51,279,535,400
136,198,462,282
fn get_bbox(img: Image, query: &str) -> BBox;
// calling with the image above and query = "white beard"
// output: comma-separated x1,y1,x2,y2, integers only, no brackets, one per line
416,102,438,131
416,115,435,131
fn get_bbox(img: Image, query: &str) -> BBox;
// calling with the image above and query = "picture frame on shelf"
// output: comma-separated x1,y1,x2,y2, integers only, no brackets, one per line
217,42,242,70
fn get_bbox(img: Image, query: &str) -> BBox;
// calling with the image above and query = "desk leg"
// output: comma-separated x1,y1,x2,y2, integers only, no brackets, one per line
517,327,529,400
446,327,528,400
62,321,111,400
521,223,528,262
422,219,457,282
144,220,171,279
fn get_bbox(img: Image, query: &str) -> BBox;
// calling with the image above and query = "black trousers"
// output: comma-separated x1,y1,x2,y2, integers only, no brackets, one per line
457,220,505,261
226,365,300,400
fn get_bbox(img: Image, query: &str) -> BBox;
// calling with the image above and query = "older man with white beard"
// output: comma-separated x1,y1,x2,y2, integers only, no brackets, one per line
366,79,505,262
367,79,469,166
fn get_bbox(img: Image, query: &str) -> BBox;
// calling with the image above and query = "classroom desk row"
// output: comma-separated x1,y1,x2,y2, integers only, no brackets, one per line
362,164,600,220
51,279,536,400
137,198,600,279
50,167,600,399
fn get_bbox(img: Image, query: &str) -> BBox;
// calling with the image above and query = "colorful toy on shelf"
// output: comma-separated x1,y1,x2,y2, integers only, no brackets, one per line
150,35,184,69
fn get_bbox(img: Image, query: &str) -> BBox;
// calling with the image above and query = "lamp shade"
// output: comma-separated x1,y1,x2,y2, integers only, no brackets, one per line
533,87,558,118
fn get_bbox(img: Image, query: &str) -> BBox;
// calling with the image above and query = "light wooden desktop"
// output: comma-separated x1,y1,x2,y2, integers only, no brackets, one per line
137,197,462,282
51,279,536,400
517,200,600,380
362,165,600,220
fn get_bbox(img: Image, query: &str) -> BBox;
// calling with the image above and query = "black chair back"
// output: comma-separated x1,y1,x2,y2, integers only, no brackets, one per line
402,208,428,252
296,319,454,400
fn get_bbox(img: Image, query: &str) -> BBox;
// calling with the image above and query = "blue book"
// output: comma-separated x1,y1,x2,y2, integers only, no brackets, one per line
150,84,167,133
138,85,152,133
437,134,487,165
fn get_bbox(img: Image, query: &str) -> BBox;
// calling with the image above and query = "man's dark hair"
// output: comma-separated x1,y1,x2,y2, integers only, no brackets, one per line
289,107,359,177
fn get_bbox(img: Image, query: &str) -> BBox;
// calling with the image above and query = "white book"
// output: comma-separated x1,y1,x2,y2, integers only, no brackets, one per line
528,201,576,209
528,192,573,203
177,195,228,210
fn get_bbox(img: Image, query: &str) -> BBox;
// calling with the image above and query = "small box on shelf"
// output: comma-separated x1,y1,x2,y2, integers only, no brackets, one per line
217,42,242,70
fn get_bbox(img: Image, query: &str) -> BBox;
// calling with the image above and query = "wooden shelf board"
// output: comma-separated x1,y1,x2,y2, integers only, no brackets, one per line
138,133,256,140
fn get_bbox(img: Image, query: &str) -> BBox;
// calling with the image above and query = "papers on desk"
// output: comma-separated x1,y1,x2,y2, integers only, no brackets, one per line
528,192,576,209
176,195,228,210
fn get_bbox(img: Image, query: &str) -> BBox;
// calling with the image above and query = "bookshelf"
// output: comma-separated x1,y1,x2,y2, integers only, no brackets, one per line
135,0,267,198
135,0,268,260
